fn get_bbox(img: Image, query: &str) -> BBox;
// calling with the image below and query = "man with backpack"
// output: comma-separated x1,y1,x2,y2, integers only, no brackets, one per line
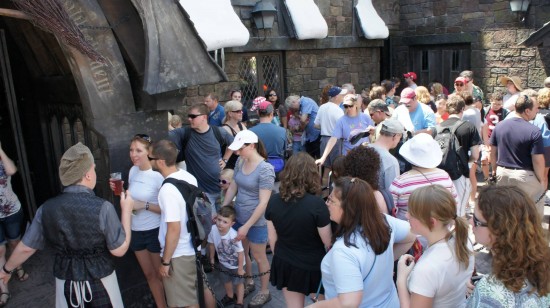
436,94,481,217
149,139,215,308
169,102,234,208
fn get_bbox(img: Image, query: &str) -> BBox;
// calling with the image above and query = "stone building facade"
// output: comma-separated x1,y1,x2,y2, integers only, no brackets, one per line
177,0,385,114
390,0,550,97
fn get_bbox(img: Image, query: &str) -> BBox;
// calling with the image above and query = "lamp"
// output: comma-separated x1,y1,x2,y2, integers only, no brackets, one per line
251,1,277,30
509,0,530,22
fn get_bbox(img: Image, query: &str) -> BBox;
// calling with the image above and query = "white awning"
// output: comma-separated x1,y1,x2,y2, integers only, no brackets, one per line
284,0,328,40
178,0,249,51
355,0,389,39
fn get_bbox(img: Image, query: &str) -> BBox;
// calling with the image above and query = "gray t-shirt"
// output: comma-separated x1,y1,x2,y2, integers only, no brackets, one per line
173,127,234,194
462,107,482,139
369,144,400,192
234,159,275,226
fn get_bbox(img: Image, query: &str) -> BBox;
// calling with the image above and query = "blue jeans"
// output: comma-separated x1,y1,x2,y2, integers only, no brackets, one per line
0,209,23,245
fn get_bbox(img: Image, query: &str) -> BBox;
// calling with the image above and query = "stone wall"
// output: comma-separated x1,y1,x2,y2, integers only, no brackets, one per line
173,0,389,116
391,0,550,96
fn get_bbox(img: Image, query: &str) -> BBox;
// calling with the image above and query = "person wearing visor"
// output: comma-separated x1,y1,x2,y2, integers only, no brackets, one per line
315,94,374,166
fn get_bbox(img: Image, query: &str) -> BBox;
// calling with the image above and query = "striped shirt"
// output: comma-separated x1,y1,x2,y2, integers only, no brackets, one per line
389,169,457,220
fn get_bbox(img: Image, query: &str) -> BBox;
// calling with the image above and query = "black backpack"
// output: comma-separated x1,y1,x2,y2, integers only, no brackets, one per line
161,178,213,249
435,121,469,180
170,126,226,163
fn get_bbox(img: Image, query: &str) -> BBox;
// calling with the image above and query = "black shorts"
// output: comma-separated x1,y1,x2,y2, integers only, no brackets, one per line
130,228,161,253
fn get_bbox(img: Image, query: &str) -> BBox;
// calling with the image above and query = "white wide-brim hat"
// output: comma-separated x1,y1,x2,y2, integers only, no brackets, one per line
399,133,442,169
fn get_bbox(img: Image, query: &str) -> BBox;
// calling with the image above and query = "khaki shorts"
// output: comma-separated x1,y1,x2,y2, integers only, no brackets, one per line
163,254,197,307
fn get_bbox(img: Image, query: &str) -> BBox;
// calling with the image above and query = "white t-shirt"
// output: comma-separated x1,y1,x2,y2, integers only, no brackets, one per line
321,215,410,307
158,169,198,258
408,237,475,308
314,102,344,136
503,93,519,111
128,166,164,231
207,225,245,270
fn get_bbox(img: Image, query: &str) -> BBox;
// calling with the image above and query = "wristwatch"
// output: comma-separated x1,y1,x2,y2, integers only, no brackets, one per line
161,259,171,266
145,201,150,211
2,265,14,275
222,159,228,164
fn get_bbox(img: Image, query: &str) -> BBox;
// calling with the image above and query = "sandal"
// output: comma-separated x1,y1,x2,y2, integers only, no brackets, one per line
0,292,10,307
244,282,255,298
15,266,29,282
249,292,271,308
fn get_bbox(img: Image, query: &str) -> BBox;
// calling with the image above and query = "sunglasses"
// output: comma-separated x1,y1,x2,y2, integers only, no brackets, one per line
147,155,160,161
472,213,489,228
188,114,205,119
343,105,354,109
436,94,448,100
268,93,277,97
219,179,230,185
134,134,152,143
455,83,464,87
231,110,243,113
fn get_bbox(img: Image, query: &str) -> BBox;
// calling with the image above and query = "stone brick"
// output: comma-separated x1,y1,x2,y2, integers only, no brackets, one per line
319,79,332,88
528,68,546,87
337,72,351,85
342,2,353,17
336,16,346,22
463,12,486,20
311,67,327,80
490,68,508,74
328,58,344,67
521,49,536,57
336,21,351,36
288,75,303,91
493,30,516,44
327,68,338,78
480,32,495,49
330,0,343,6
301,54,317,68
297,68,312,75
500,49,519,58
432,1,445,16
198,84,214,96
330,6,342,16
461,18,486,32
350,73,359,86
304,80,318,91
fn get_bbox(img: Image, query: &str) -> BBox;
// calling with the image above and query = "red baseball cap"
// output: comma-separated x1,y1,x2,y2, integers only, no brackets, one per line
400,87,416,104
403,72,417,81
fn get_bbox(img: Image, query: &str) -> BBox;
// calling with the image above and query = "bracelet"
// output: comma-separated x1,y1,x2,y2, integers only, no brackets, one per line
222,159,228,164
2,265,14,275
145,201,150,211
161,259,171,266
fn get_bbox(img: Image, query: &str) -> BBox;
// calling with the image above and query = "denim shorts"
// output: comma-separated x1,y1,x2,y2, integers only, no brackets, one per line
130,227,161,253
0,209,23,245
232,222,268,244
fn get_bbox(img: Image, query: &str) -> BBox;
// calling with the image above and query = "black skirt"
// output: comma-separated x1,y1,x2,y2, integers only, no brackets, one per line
269,255,323,295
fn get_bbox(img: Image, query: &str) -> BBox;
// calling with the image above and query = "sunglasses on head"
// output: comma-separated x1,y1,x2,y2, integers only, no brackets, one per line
219,179,230,185
147,155,160,161
472,213,489,227
188,114,204,119
134,134,152,143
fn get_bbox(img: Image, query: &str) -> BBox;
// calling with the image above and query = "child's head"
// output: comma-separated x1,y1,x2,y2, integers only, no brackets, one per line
331,156,346,180
490,92,503,111
219,206,236,221
219,169,234,190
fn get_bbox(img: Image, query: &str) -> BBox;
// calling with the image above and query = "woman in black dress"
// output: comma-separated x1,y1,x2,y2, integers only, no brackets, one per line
265,152,332,307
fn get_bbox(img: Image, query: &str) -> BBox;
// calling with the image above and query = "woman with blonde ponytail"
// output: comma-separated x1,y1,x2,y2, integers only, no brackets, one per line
396,185,474,308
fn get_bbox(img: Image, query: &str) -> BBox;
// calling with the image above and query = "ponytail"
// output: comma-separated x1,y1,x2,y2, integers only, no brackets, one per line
452,215,472,269
256,139,268,160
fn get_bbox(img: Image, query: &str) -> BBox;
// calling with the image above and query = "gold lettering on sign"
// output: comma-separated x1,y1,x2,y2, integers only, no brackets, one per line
63,0,114,95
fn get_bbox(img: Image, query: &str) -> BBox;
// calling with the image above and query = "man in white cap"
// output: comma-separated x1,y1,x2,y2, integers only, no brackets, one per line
369,118,404,194
0,142,133,307
391,87,436,136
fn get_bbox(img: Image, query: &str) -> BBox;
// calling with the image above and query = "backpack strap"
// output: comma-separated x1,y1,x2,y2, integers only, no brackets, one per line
223,124,238,136
161,178,199,252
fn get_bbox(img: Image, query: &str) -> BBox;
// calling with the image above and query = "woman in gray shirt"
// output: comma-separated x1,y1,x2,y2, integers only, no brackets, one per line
223,130,275,307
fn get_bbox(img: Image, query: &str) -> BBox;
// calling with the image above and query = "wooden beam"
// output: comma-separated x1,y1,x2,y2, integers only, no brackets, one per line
0,8,31,20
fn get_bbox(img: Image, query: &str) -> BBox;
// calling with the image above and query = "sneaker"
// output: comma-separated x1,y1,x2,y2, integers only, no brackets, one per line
249,292,271,308
220,294,235,306
244,282,256,298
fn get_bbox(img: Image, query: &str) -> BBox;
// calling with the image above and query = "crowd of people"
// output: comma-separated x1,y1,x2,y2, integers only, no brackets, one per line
0,72,549,308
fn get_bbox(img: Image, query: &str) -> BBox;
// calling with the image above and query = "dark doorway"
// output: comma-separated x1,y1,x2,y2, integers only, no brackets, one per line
409,44,471,89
